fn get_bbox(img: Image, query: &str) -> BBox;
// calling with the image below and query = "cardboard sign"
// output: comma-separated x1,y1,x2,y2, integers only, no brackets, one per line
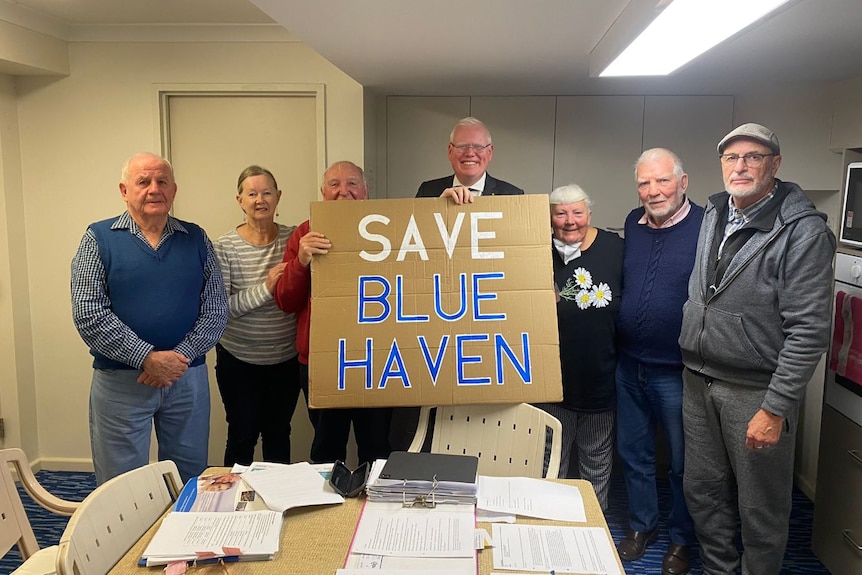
308,195,562,408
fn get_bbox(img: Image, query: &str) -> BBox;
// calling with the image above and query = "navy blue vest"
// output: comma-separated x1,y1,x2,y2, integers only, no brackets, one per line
89,218,207,369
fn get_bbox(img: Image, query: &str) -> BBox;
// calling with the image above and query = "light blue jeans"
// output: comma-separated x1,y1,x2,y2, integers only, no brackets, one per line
89,365,210,484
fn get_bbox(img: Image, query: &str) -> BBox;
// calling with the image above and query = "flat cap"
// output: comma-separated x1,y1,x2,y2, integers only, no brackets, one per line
717,123,780,155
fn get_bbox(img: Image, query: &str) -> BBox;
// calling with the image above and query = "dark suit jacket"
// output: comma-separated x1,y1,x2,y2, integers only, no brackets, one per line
415,173,524,198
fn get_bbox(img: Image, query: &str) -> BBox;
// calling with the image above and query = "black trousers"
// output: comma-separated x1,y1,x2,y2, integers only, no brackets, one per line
215,345,305,466
302,363,393,465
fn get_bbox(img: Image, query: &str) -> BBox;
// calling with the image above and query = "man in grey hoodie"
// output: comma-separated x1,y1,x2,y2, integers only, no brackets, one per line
678,123,835,575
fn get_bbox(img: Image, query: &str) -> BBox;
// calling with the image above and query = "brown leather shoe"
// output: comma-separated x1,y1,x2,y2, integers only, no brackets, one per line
617,527,659,561
662,543,690,575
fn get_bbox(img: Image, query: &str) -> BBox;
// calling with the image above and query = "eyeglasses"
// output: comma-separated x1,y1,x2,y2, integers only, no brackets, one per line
450,143,492,154
719,152,775,167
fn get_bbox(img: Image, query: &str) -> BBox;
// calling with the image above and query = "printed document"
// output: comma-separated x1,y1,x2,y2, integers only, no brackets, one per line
239,461,344,512
350,502,475,558
492,524,621,575
141,510,282,566
477,476,586,522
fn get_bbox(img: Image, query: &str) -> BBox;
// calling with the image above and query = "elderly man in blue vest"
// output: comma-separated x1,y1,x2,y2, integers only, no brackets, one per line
72,152,228,484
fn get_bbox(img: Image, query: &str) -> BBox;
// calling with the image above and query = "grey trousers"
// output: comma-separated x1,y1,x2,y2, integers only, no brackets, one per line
535,403,615,510
682,370,796,575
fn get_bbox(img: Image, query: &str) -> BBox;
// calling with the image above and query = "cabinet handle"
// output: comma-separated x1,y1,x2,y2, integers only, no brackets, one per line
843,529,862,551
849,449,862,466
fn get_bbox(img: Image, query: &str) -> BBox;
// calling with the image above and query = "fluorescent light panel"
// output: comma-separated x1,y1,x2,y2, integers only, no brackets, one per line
600,0,791,77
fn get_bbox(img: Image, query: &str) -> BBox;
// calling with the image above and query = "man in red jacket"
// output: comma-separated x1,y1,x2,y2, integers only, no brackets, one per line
274,161,392,465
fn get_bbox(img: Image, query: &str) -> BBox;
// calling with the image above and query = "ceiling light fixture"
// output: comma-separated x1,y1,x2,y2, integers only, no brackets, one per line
595,0,792,77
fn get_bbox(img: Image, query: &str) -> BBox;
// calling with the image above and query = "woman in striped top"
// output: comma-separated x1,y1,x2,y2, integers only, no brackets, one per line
213,165,303,466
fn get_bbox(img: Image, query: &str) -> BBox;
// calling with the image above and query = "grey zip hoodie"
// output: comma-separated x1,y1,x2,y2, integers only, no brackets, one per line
679,179,836,418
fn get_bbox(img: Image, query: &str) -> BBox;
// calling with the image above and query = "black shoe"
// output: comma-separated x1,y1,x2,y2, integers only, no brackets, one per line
617,526,659,561
662,543,690,575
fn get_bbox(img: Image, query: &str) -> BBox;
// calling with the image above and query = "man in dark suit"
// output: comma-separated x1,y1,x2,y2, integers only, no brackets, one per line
416,117,524,199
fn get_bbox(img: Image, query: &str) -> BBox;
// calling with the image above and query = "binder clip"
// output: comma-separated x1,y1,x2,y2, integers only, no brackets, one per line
402,476,439,509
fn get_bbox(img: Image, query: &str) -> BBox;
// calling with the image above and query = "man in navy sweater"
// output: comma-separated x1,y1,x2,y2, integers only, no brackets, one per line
72,153,228,484
615,148,702,575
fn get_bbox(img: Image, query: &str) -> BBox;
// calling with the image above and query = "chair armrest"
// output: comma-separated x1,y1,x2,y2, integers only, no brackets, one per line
4,448,79,516
407,406,432,452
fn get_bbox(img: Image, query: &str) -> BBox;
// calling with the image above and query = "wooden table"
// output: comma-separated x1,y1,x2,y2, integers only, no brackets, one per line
110,469,624,575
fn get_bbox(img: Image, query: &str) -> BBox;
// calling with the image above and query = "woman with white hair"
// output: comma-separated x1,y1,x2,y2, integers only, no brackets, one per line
535,183,624,510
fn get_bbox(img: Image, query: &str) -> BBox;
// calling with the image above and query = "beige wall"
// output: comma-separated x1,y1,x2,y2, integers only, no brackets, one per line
0,73,38,457
5,41,363,469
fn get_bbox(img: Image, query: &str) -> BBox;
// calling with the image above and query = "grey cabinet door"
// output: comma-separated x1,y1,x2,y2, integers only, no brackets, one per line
471,96,556,196
386,97,469,198
554,96,645,232
643,95,734,207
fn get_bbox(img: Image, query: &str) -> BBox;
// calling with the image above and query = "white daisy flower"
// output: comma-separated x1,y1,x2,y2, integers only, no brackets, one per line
576,289,593,310
573,267,593,289
591,282,612,308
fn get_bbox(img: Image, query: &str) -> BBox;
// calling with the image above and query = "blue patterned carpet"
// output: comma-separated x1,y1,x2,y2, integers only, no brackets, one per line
0,470,829,574
602,474,830,574
0,470,96,574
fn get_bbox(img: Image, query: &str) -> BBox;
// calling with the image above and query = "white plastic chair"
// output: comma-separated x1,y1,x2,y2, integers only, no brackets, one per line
0,448,79,575
55,460,182,575
407,403,563,479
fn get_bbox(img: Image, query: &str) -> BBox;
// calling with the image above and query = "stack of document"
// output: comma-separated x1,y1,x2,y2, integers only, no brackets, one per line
141,510,282,566
366,451,479,505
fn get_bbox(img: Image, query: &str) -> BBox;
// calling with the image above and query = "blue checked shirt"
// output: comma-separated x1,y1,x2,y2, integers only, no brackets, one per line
71,212,228,369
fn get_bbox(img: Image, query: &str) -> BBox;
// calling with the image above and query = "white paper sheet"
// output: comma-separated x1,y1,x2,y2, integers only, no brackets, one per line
350,502,475,558
477,476,586,522
492,524,620,575
337,570,469,575
239,461,344,512
344,552,476,573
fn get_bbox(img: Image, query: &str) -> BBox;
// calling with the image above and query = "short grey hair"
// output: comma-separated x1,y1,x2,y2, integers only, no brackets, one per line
634,148,685,179
549,184,593,208
450,117,492,145
121,153,174,184
320,160,365,188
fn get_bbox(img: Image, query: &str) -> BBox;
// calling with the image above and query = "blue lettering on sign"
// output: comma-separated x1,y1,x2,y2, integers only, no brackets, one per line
418,335,449,384
339,271,531,392
338,338,373,390
473,272,506,321
396,275,429,322
378,339,411,389
335,332,532,390
495,333,531,384
456,334,491,385
434,273,468,321
359,272,503,323
358,276,390,324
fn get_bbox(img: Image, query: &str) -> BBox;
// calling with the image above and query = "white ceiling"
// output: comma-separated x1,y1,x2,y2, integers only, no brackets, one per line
5,0,274,25
5,0,862,95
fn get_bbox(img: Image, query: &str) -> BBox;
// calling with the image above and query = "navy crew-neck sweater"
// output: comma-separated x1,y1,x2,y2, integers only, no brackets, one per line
617,204,704,367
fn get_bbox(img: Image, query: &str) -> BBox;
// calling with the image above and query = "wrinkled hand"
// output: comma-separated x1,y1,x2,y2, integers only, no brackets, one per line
440,186,475,205
297,231,332,267
745,408,784,450
138,351,190,388
265,262,287,293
